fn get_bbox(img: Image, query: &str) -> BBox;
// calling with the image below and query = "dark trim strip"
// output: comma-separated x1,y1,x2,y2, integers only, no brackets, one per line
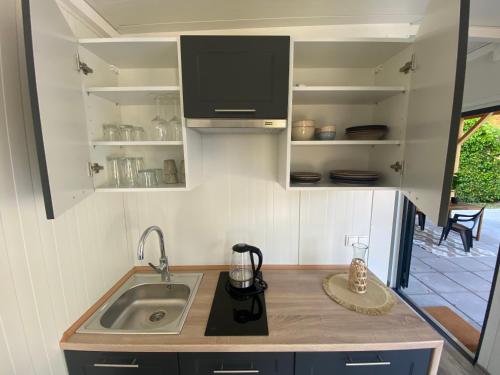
462,104,500,118
474,245,500,363
21,0,55,219
438,0,470,227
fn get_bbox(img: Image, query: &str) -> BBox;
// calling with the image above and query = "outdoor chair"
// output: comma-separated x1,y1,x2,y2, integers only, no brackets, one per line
438,207,485,252
416,210,426,231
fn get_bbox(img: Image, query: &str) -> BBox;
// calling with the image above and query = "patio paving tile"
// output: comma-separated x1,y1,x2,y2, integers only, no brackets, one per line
412,246,439,259
447,257,493,272
410,258,434,273
414,272,468,293
405,276,433,295
443,272,491,292
475,256,498,267
474,270,495,282
408,293,453,308
440,292,488,323
419,257,466,273
476,291,491,301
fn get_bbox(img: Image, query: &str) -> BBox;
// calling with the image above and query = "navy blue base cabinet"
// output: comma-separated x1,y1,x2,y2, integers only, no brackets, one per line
179,352,294,375
64,351,178,375
65,349,432,375
295,350,432,375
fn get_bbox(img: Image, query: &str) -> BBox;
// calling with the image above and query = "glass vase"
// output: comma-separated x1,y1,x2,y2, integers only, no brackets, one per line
348,243,368,294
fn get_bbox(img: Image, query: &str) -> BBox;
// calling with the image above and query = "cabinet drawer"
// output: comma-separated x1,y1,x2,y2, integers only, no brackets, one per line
179,352,293,375
64,351,179,375
295,349,432,375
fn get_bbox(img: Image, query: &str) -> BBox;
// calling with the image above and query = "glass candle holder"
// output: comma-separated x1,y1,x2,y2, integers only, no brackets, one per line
348,243,368,294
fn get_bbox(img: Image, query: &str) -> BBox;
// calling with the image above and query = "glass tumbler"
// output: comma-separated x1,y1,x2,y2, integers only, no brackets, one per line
106,156,123,187
138,169,159,187
119,125,134,141
103,123,119,141
132,126,145,141
122,157,139,187
348,243,368,294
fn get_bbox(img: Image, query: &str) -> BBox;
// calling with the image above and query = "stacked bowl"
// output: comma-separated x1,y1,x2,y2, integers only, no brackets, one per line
292,120,315,141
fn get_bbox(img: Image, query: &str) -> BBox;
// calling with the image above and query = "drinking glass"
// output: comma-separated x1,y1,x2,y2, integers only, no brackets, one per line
152,96,169,141
122,157,140,187
119,125,134,141
138,169,159,187
153,168,164,184
103,123,119,141
106,156,123,187
132,126,145,141
168,96,182,141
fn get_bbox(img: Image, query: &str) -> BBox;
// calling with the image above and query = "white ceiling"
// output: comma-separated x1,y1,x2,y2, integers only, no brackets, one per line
83,0,500,34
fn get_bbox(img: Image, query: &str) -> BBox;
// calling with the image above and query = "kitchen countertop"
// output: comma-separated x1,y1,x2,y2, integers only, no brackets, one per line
60,267,443,354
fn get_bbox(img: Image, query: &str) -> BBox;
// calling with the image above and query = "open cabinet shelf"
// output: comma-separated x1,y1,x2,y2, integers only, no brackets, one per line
292,86,406,104
91,141,183,146
86,86,180,105
291,140,401,146
79,38,179,68
96,183,187,192
288,181,398,191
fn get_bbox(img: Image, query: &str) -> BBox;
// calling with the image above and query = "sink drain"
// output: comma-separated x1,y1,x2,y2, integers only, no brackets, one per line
149,310,166,322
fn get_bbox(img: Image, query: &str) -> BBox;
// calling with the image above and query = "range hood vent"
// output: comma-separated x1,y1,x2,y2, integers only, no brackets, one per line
181,35,290,129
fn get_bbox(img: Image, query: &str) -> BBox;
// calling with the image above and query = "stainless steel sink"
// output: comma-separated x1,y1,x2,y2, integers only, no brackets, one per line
78,273,203,334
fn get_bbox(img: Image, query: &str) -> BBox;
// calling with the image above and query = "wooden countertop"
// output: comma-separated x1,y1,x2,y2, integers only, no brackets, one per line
60,267,443,353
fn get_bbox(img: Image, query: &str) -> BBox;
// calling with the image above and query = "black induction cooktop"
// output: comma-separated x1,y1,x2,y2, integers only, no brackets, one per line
205,272,268,336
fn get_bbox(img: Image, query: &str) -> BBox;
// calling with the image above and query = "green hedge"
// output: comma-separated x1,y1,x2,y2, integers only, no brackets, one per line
454,119,500,203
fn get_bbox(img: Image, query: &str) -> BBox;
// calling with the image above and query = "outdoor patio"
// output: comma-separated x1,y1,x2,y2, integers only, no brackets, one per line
404,209,499,331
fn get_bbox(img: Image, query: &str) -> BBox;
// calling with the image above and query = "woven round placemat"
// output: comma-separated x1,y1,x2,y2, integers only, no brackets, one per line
323,273,396,315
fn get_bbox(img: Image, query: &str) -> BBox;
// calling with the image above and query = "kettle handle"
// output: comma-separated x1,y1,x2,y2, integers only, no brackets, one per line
249,246,263,273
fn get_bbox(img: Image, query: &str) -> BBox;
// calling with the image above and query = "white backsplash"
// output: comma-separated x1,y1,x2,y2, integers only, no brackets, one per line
124,134,397,271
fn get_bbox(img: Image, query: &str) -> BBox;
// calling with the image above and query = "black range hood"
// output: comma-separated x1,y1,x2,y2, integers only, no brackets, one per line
180,35,290,129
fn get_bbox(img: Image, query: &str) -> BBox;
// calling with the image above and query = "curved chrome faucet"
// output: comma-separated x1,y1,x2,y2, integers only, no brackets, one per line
137,226,170,282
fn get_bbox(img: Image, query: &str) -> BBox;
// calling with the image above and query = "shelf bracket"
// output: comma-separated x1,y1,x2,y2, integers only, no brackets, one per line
399,54,416,74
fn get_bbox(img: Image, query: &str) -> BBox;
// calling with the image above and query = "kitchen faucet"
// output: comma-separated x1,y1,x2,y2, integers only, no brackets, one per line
137,226,170,282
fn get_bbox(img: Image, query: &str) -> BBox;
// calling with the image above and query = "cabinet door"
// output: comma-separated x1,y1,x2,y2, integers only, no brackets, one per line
295,350,432,375
181,36,290,119
401,0,469,226
21,0,93,219
64,351,179,375
179,352,293,375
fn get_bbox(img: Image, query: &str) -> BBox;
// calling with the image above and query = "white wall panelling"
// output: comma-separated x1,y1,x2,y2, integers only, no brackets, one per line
0,1,132,374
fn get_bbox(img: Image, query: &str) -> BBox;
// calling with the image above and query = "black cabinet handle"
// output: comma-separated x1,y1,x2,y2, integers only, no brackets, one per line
345,354,391,367
214,109,256,113
93,358,139,368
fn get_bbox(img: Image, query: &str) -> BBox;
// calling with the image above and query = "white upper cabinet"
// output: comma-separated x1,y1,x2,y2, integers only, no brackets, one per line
21,0,468,223
22,0,93,219
401,0,469,226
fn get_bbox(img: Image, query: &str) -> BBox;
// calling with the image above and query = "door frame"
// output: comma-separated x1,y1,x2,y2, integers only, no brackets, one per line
394,196,500,365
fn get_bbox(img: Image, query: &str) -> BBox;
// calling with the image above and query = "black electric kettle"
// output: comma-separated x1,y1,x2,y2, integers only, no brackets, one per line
229,243,266,290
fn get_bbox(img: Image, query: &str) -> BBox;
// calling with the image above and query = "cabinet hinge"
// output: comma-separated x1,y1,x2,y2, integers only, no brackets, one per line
399,54,416,74
76,52,93,75
390,161,404,174
88,162,104,176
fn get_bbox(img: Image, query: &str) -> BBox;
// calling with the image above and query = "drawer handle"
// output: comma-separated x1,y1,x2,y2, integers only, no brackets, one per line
345,354,391,367
93,359,139,368
214,109,257,113
213,370,260,374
